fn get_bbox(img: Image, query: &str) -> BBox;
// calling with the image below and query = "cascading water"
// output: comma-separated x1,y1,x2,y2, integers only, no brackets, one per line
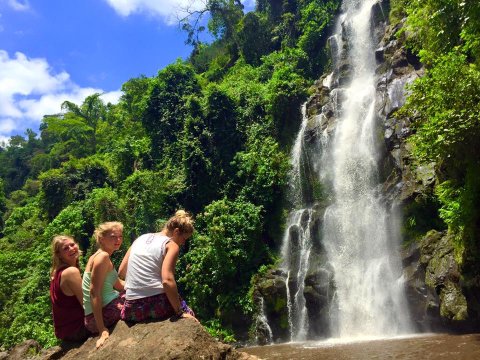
255,296,274,344
322,0,412,338
278,0,412,342
280,105,314,342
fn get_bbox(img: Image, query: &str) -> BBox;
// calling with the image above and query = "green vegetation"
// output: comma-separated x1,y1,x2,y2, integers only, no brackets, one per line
0,0,339,348
2,0,479,349
394,0,480,268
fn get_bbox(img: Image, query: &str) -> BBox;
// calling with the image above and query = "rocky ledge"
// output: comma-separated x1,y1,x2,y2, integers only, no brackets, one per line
4,319,259,360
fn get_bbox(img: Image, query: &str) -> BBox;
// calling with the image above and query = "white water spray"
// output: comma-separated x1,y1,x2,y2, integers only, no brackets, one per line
278,0,412,342
322,0,412,337
280,104,316,342
256,296,274,344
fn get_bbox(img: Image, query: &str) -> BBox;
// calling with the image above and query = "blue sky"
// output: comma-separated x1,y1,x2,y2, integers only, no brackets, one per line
0,0,254,144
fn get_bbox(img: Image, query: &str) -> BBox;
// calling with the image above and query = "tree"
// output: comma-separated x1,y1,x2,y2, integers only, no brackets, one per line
404,0,466,65
263,49,309,144
61,93,107,153
181,98,216,212
181,0,244,46
39,157,113,220
297,0,339,75
0,179,6,235
120,76,152,123
204,84,243,184
142,61,201,163
404,52,480,172
237,12,272,65
108,136,152,181
179,198,267,325
120,170,185,238
0,131,42,195
40,113,93,161
234,127,290,212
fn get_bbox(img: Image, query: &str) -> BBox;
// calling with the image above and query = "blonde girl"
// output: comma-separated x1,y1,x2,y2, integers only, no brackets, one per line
82,221,125,348
119,210,196,323
50,235,89,342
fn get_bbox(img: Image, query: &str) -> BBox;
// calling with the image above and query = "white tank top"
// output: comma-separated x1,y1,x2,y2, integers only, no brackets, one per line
125,233,170,300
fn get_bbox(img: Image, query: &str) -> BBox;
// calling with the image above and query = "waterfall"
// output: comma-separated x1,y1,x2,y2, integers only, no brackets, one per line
278,0,412,342
256,296,274,345
280,105,315,342
322,0,412,337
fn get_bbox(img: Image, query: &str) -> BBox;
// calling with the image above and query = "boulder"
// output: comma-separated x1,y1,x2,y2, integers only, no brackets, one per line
401,235,442,331
60,320,257,360
401,230,472,331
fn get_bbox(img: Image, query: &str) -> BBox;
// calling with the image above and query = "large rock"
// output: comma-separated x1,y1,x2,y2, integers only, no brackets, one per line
60,320,257,360
253,269,289,343
401,230,472,331
401,231,442,331
303,266,334,338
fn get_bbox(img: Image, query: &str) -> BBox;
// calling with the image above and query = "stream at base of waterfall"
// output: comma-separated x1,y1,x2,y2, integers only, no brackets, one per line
243,333,480,360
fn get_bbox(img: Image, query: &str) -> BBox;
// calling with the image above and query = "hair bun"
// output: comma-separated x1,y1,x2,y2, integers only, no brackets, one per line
166,210,194,235
176,210,188,217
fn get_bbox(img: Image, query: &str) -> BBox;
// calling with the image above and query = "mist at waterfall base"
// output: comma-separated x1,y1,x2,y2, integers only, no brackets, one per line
264,0,414,345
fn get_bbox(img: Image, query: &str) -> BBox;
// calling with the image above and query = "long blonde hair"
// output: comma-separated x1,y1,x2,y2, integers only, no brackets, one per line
93,221,124,249
164,210,194,236
50,235,81,277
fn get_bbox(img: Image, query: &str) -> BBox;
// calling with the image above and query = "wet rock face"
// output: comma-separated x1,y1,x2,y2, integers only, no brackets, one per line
375,12,480,330
402,231,470,331
252,263,335,343
303,267,335,338
253,269,290,343
374,18,424,201
370,0,389,45
373,6,480,329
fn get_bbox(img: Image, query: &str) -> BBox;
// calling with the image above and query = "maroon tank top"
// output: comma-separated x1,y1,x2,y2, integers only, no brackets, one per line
50,267,85,339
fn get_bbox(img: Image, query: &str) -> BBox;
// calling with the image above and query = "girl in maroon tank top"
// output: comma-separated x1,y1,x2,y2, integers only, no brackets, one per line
50,235,89,342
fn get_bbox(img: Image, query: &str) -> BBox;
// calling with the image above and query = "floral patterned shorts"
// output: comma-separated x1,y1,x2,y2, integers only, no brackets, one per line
84,293,125,334
120,293,194,323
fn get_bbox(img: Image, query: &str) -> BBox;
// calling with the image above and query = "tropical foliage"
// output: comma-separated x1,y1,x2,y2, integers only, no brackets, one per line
394,0,480,267
0,0,340,348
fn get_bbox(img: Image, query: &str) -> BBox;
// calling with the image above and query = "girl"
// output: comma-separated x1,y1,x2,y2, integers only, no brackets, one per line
119,210,196,323
50,235,89,342
82,221,125,348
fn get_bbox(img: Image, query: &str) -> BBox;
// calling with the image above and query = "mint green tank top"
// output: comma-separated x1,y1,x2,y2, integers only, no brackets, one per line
82,269,119,315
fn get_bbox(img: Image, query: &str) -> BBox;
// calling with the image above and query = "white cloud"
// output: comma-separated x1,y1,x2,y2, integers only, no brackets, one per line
0,51,70,97
0,117,15,133
0,50,121,140
6,0,30,11
104,0,206,24
101,90,123,104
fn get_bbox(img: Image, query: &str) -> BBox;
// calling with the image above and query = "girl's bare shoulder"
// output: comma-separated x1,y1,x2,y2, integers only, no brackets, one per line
61,266,81,278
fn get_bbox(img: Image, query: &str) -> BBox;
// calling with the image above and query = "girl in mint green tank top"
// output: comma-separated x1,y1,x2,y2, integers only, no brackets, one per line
82,221,125,349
